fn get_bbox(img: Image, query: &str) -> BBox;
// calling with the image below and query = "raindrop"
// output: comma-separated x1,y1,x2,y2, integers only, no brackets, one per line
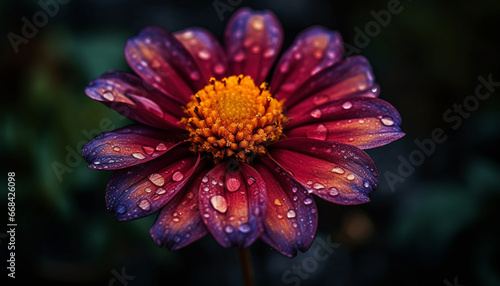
142,146,155,155
313,183,325,190
210,195,228,213
263,48,275,58
347,174,355,181
306,124,327,140
381,116,395,126
310,109,322,118
211,179,217,185
173,217,180,222
363,181,370,188
132,152,146,160
115,204,127,214
149,173,165,186
286,209,296,219
226,177,241,192
328,188,339,196
156,143,167,151
145,187,152,193
172,171,184,182
202,176,209,183
156,188,166,195
273,199,282,206
313,94,328,105
113,147,120,152
277,214,284,219
304,198,313,205
358,119,365,124
247,177,256,186
331,166,345,174
238,223,251,233
197,49,211,60
102,91,114,101
214,63,225,74
138,199,151,211
342,101,353,109
224,225,234,233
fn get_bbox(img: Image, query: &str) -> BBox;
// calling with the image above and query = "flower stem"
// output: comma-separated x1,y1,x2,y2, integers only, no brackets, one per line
237,248,254,286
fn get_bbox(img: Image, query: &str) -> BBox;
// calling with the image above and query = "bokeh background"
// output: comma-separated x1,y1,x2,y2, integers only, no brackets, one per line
1,0,500,285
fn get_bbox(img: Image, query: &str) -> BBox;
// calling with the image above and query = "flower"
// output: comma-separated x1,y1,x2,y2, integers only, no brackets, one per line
82,7,404,257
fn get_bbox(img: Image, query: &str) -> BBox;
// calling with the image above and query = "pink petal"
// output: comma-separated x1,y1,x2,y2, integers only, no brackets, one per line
106,143,200,221
225,8,283,84
285,98,405,149
198,161,267,248
268,138,378,205
271,26,344,101
174,28,229,81
149,167,209,250
82,125,186,170
254,157,318,257
284,56,377,110
85,71,185,130
125,26,206,104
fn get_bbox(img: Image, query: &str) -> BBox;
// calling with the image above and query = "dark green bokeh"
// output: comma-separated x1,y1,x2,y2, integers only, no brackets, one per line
1,0,499,285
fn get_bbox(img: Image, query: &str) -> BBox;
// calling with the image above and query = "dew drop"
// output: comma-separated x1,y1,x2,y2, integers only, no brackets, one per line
197,49,211,60
313,94,329,105
306,124,327,140
142,146,155,155
145,187,152,193
113,147,120,152
363,181,370,188
291,187,298,193
102,91,114,101
172,171,184,182
247,177,256,186
211,179,217,185
347,174,355,181
210,195,228,213
310,109,322,118
202,176,209,183
138,199,151,211
328,187,339,196
132,152,146,160
277,214,284,219
149,173,165,186
115,204,127,214
173,217,180,222
226,177,241,192
313,183,325,190
238,223,251,233
156,143,167,151
214,63,225,74
286,209,296,219
263,48,275,58
342,101,353,109
381,116,395,126
304,198,313,205
187,192,195,199
273,199,282,206
224,225,234,233
156,188,166,195
331,166,345,174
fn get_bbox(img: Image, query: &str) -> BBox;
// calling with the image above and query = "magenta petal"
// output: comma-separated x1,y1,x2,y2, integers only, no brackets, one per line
285,98,405,149
198,161,267,248
85,71,185,130
82,125,186,170
225,8,283,84
268,138,378,205
284,56,377,110
254,157,318,257
174,28,229,81
149,167,209,250
271,26,344,101
106,143,200,221
125,26,206,104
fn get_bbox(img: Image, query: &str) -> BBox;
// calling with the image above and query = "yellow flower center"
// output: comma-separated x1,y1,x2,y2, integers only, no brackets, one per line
182,75,287,163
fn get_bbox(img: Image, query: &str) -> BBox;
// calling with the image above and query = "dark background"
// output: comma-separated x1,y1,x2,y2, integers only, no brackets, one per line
1,0,500,285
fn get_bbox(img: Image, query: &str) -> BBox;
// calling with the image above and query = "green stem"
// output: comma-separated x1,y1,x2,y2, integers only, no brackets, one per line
237,248,254,286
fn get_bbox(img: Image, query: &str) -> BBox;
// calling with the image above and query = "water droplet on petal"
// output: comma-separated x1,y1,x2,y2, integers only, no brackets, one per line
156,188,166,195
142,146,155,155
347,174,355,181
149,173,165,186
310,109,322,118
238,223,251,233
331,166,345,174
234,51,246,62
313,183,325,190
273,199,282,206
224,225,234,233
145,187,152,193
277,214,284,219
342,101,353,109
138,199,151,211
313,94,329,105
306,124,328,140
304,198,313,205
102,91,114,101
226,177,241,192
247,177,256,186
214,63,225,74
363,181,370,188
202,176,209,183
210,195,228,213
172,171,184,182
132,152,146,159
190,71,200,80
328,188,339,196
263,48,275,58
115,204,127,214
286,209,296,219
113,147,120,152
381,116,395,126
156,143,167,151
197,49,211,60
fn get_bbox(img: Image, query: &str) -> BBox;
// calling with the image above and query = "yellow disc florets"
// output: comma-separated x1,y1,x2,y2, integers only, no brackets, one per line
181,75,287,163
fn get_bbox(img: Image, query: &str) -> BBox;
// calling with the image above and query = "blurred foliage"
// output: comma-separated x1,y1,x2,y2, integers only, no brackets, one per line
1,0,499,285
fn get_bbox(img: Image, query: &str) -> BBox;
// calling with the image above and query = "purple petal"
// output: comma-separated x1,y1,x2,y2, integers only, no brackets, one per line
149,166,209,250
271,26,344,101
174,28,229,80
198,161,267,248
254,157,318,257
85,71,186,130
82,125,186,170
285,98,405,149
284,56,377,110
125,26,206,104
225,8,283,84
106,142,200,221
268,138,378,205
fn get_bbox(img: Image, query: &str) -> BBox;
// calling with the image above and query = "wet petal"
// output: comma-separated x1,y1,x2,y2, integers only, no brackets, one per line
174,28,229,80
82,125,186,170
284,56,377,110
271,26,344,101
149,166,209,250
106,142,200,221
268,138,378,205
225,8,283,84
254,157,318,257
85,71,185,130
125,26,206,104
198,161,267,248
285,98,405,149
